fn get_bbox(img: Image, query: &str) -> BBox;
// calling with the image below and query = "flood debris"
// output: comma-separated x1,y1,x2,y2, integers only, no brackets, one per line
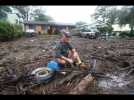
0,35,134,94
69,74,94,94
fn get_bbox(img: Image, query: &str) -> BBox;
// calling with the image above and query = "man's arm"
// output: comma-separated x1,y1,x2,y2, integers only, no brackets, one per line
60,56,73,63
60,45,76,64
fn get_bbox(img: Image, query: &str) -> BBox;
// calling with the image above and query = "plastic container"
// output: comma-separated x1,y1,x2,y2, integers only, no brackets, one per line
47,60,60,71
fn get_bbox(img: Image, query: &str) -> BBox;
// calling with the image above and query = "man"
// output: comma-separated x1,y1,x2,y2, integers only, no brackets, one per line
55,31,86,69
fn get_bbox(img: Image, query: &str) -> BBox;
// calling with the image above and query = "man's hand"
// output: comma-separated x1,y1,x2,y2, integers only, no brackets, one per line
60,56,73,64
60,55,65,59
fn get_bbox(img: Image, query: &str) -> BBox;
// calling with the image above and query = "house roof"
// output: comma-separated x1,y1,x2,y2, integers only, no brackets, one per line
23,21,76,27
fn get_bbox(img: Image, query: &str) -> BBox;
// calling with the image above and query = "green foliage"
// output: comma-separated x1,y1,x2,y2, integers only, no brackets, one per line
117,6,134,33
119,31,134,38
93,6,118,25
97,24,113,34
52,29,61,35
12,6,53,22
53,32,60,35
93,6,134,37
111,32,117,36
75,21,87,30
0,21,23,41
93,6,117,37
13,6,30,21
32,9,53,22
13,24,24,38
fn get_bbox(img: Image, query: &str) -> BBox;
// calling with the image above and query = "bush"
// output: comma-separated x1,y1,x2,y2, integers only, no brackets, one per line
119,31,134,38
13,24,23,38
53,29,61,35
0,21,24,41
111,32,116,36
97,25,113,34
53,32,60,35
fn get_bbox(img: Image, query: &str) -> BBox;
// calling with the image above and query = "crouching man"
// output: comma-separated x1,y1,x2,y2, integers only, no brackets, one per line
54,31,86,69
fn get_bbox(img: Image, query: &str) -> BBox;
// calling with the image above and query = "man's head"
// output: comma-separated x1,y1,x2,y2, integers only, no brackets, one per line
61,31,71,43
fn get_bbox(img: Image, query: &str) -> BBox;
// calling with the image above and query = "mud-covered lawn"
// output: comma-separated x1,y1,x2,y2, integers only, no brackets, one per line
0,35,134,94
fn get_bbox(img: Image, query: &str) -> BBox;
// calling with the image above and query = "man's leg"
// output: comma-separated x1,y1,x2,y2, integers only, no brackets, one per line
68,50,81,65
57,57,74,68
68,51,87,69
72,52,82,65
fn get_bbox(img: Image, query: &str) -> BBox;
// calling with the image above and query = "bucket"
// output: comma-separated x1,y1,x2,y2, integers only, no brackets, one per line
47,60,60,71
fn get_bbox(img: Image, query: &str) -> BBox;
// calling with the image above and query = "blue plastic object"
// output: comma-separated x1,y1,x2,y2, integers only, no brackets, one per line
47,60,60,71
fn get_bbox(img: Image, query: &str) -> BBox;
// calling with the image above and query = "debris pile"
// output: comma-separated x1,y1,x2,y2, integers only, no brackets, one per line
0,35,134,94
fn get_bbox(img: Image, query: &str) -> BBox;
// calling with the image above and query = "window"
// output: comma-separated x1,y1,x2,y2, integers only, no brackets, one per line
29,25,35,29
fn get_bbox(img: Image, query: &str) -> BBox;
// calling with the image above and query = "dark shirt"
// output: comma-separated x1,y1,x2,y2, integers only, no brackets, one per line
55,41,73,58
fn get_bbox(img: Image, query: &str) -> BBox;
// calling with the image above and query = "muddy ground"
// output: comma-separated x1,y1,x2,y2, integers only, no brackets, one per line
0,35,134,95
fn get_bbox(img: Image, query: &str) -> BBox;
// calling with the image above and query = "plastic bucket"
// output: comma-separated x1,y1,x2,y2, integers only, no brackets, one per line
47,60,60,71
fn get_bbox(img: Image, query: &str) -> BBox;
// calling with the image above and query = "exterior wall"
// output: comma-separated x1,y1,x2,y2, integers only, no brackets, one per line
24,24,75,34
42,25,49,33
112,24,130,32
24,25,30,31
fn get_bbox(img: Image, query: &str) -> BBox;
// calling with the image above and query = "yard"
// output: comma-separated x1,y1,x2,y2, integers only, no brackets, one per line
0,35,134,94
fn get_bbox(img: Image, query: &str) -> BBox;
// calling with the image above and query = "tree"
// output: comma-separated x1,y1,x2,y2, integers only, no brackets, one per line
76,21,87,26
92,6,118,34
32,9,53,22
75,21,87,30
0,6,12,20
93,6,117,25
13,6,53,22
13,6,31,22
97,24,113,34
117,6,134,34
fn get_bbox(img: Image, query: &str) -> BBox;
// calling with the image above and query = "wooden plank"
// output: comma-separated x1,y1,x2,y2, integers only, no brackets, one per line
69,74,94,94
58,71,83,85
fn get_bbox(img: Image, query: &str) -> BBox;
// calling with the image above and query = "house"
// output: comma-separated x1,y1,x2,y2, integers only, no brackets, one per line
112,24,130,32
23,21,76,34
112,24,131,36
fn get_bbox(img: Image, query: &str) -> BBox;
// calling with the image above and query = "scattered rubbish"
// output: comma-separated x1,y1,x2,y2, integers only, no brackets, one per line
42,50,46,52
30,40,34,42
0,35,134,94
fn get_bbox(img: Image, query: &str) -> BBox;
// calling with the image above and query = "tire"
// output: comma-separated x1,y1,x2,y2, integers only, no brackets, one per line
31,67,54,83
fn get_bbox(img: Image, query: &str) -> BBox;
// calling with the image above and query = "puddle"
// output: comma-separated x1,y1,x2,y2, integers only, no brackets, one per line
98,73,130,89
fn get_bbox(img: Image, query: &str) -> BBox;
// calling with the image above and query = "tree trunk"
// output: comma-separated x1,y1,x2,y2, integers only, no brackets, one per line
26,12,29,21
130,25,134,34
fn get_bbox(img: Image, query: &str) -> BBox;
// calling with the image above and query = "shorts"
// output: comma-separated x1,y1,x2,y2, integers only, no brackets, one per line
58,63,65,68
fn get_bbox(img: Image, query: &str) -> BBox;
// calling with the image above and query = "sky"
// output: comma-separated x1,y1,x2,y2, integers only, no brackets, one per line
8,6,123,25
41,6,97,24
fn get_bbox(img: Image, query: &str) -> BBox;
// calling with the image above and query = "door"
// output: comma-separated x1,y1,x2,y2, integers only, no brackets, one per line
36,25,42,34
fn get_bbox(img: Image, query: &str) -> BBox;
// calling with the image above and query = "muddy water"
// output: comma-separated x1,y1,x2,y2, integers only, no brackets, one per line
95,72,134,94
